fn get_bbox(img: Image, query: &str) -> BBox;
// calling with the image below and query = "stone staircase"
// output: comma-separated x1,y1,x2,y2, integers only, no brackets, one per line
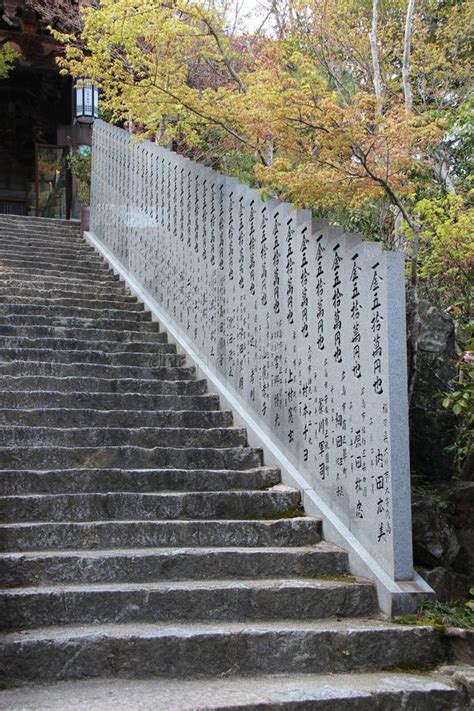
0,214,468,709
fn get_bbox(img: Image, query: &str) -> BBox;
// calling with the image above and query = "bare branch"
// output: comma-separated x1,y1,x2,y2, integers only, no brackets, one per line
369,0,383,100
402,0,415,111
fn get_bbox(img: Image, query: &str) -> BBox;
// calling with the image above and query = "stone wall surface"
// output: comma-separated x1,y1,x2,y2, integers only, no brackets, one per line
90,120,415,582
408,297,458,480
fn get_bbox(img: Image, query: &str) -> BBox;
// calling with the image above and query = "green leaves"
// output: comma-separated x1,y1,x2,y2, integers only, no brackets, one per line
0,43,19,80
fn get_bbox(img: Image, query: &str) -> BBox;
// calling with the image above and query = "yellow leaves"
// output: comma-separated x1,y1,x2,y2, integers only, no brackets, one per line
415,194,474,306
53,0,470,231
0,42,19,79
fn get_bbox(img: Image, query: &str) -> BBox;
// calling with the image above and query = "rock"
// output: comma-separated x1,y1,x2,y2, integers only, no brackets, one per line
421,567,472,603
447,482,474,577
412,500,460,568
461,449,474,481
445,628,474,666
408,297,458,481
452,668,474,700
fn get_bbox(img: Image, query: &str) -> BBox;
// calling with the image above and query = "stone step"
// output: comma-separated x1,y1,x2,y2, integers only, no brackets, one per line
0,281,132,300
0,314,161,332
0,246,105,264
0,234,85,252
0,361,192,381
0,240,99,256
0,673,465,710
0,324,168,344
0,348,181,368
0,467,280,496
0,242,90,259
0,294,144,311
0,350,187,372
0,620,446,682
0,273,122,292
0,265,119,283
0,543,347,586
0,375,206,395
0,578,377,630
0,224,82,237
0,338,173,355
0,256,111,276
0,487,297,523
0,226,82,241
0,216,80,227
0,215,81,231
0,303,151,322
0,409,231,430
0,425,247,449
0,245,96,264
0,391,219,412
0,444,263,470
0,518,322,552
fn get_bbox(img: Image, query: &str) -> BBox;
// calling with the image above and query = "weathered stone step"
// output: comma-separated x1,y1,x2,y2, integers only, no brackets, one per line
0,518,321,552
0,444,262,470
0,543,345,586
0,409,230,430
0,246,95,268
0,274,122,292
0,256,110,276
0,226,82,241
0,217,80,227
0,324,167,344
0,391,219,412
0,361,192,382
0,346,177,365
0,285,135,303
0,314,161,332
0,225,82,238
0,620,446,682
0,487,296,523
0,265,118,283
0,578,377,630
0,294,143,312
0,303,151,322
0,673,465,710
0,281,132,300
0,339,173,357
0,425,246,449
0,362,192,383
0,344,186,374
0,215,80,231
0,235,87,251
0,348,181,368
0,466,280,496
0,375,205,395
0,239,98,255
0,246,104,264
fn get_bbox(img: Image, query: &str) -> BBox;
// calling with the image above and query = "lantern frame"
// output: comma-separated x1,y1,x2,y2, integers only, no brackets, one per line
74,79,99,124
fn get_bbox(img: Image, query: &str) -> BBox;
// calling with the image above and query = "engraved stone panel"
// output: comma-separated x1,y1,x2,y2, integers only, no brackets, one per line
91,120,413,581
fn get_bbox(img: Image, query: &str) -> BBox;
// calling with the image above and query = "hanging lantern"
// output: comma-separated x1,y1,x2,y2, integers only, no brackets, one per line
74,79,99,124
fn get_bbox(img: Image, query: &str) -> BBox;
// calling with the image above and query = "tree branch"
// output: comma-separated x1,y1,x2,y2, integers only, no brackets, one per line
402,0,415,111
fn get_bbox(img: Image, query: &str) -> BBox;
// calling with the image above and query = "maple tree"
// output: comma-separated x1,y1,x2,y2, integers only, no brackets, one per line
53,0,472,224
54,0,473,412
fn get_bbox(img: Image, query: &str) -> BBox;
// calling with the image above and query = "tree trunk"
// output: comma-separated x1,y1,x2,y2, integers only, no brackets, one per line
264,140,274,167
408,223,421,407
402,0,415,111
390,206,406,250
369,0,383,100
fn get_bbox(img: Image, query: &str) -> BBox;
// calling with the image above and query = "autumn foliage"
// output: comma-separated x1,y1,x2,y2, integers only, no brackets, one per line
54,0,472,340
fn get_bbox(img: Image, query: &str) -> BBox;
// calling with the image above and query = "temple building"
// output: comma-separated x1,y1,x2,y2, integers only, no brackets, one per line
0,0,90,217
